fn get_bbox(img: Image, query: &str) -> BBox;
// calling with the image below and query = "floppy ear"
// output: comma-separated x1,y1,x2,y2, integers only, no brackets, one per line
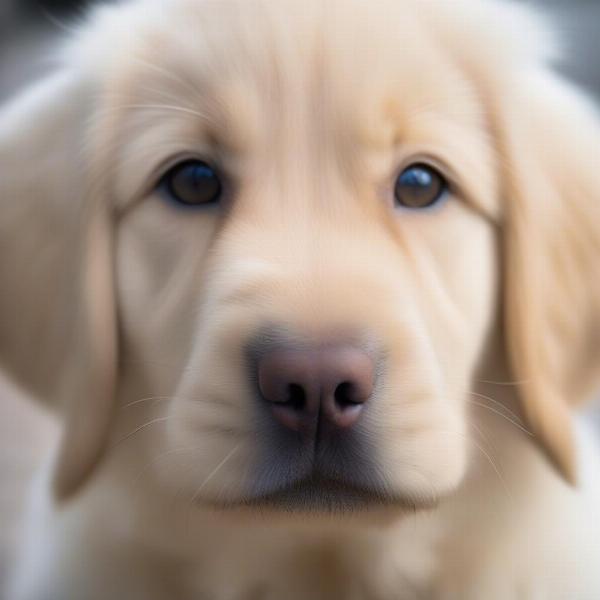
0,72,118,499
498,69,600,483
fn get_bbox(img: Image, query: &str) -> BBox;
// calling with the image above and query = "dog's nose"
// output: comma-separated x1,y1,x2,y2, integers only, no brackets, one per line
257,346,374,433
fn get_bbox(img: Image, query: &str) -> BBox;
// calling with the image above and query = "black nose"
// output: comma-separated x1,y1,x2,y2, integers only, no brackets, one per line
257,346,374,434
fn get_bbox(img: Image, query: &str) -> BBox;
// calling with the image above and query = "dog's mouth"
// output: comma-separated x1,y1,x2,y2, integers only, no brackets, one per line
218,475,438,514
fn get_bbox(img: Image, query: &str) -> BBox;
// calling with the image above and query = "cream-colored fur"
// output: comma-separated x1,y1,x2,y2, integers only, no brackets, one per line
2,0,600,598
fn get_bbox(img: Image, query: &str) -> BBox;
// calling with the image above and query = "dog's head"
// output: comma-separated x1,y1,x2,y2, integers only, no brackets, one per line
1,0,599,511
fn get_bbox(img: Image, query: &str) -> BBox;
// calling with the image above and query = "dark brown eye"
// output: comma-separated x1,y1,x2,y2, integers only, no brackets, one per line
162,160,222,207
394,164,447,209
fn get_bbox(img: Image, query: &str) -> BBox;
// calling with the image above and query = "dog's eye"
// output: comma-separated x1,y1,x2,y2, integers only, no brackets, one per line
161,160,222,206
394,164,447,209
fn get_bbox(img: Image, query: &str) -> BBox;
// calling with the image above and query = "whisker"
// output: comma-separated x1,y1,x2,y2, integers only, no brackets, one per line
121,396,179,409
129,446,203,492
116,416,176,445
185,444,241,532
468,435,514,505
121,392,244,412
468,400,533,436
469,391,527,426
436,428,513,505
192,444,240,500
469,421,494,448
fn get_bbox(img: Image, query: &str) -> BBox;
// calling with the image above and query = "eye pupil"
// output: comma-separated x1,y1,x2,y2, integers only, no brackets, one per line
163,160,222,206
394,164,446,209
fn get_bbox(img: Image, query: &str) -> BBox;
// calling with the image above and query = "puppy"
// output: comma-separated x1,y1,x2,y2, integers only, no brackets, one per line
2,0,600,598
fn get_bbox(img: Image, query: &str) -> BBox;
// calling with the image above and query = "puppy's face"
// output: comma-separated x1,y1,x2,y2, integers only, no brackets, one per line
8,0,597,512
110,0,497,510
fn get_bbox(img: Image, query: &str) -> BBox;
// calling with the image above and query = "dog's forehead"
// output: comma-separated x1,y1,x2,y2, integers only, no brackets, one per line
101,0,480,135
94,0,496,207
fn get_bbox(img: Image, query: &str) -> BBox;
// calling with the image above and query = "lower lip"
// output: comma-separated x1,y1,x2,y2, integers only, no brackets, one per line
230,477,422,514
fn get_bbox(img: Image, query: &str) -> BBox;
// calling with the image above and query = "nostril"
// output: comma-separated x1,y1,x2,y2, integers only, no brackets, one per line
286,383,306,411
334,381,361,409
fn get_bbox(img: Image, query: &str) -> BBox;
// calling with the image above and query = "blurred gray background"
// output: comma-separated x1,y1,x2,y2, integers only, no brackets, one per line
0,0,599,591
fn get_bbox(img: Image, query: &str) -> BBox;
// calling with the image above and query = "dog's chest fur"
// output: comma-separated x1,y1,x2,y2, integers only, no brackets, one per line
178,518,441,600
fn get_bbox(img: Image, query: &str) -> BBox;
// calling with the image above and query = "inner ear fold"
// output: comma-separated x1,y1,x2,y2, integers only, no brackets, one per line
0,73,118,499
500,71,600,483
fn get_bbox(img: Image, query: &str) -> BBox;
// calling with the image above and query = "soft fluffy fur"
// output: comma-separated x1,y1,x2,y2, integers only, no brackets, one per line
2,0,600,598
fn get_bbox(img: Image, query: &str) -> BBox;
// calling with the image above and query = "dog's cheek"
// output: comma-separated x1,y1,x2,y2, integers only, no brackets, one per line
380,210,497,496
116,202,220,389
371,330,469,498
154,292,262,499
